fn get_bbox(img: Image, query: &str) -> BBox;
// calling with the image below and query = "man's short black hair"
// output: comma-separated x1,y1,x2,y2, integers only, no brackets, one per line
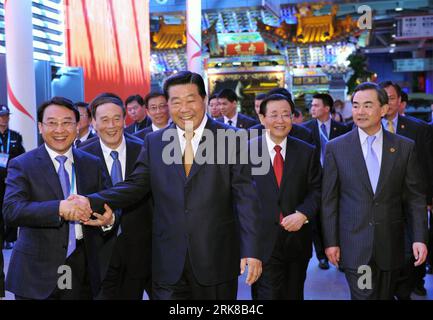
266,88,292,100
400,91,409,103
352,82,389,106
259,94,295,115
74,102,91,118
163,71,207,99
125,94,144,107
293,108,302,118
255,93,267,101
313,93,334,113
38,97,80,123
379,81,402,98
217,88,238,102
144,91,166,107
90,92,125,119
208,94,218,102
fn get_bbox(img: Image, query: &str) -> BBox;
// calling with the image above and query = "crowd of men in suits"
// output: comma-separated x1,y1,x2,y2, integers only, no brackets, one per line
0,71,432,300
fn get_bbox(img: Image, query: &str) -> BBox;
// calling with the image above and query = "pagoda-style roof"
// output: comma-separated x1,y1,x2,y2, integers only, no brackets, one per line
151,17,186,50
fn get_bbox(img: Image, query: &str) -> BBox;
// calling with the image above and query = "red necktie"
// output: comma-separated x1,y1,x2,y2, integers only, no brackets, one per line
273,145,284,223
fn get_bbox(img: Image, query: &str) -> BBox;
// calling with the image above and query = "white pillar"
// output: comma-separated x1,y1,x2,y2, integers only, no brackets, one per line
186,0,202,75
5,0,38,151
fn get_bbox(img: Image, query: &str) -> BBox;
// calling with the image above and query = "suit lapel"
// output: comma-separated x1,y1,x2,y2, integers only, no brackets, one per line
259,136,279,193
396,115,407,135
374,130,398,198
162,123,186,181
37,146,64,199
329,119,339,139
72,148,87,195
125,138,140,177
278,138,297,199
349,129,375,195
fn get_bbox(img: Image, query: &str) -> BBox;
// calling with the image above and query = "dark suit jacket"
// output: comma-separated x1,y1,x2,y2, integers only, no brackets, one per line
134,126,153,141
302,118,349,155
79,136,152,279
125,117,152,134
217,113,259,129
321,129,428,271
87,117,261,286
396,115,433,204
250,135,321,263
2,145,111,299
248,124,314,145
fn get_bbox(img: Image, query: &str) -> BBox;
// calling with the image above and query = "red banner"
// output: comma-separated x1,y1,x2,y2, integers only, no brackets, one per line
65,0,150,124
225,42,266,56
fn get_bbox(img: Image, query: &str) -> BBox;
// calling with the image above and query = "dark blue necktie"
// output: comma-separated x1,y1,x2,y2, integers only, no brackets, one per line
55,155,75,257
110,151,123,185
110,151,123,234
320,123,329,165
228,120,233,126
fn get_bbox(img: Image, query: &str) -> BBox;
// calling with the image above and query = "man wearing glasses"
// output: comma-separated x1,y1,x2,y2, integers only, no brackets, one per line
250,94,321,299
3,97,115,300
134,92,170,141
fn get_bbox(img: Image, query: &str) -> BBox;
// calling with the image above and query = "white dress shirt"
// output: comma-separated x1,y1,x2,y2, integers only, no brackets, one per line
45,144,83,240
176,114,208,156
265,132,287,162
224,113,238,127
358,127,383,168
317,117,332,138
99,136,127,182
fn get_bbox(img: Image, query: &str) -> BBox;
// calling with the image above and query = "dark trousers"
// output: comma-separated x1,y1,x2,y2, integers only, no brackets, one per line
344,260,400,300
14,241,93,300
98,240,152,300
152,251,238,300
394,256,415,299
311,214,327,261
252,230,310,300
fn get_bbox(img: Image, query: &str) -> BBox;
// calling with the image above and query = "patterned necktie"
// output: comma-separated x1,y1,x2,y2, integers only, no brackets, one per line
320,123,329,165
365,135,380,194
183,130,194,177
110,151,123,185
273,145,284,223
387,119,395,134
55,155,75,257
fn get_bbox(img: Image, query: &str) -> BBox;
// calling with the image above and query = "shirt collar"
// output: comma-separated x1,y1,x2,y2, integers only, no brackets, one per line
45,144,74,163
224,112,238,124
265,131,287,157
99,135,126,157
176,114,208,141
358,126,383,145
151,123,160,132
79,130,91,141
317,116,331,127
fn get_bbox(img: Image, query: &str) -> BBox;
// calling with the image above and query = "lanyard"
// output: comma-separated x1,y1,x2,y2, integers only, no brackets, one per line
0,130,11,154
70,164,76,195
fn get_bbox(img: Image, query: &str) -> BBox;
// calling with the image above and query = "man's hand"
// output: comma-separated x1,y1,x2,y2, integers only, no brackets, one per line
325,246,340,267
413,242,428,266
240,257,262,286
59,195,92,222
83,204,114,227
280,212,308,232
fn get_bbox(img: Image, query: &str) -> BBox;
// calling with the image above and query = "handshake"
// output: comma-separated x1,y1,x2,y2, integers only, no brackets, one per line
59,194,114,227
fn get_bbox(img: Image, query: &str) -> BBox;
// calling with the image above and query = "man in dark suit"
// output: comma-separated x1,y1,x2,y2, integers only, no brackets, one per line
69,71,262,300
250,94,321,300
379,81,433,298
216,88,258,129
321,82,428,300
124,94,152,134
303,93,349,270
134,92,170,141
2,97,115,300
74,102,95,147
80,93,153,300
208,94,222,120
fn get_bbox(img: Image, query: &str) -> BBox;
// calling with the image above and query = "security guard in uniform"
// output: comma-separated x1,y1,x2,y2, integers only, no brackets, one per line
0,105,25,250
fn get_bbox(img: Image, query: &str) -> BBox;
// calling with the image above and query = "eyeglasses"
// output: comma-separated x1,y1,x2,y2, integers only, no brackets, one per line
148,104,168,113
266,114,293,121
42,121,77,129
